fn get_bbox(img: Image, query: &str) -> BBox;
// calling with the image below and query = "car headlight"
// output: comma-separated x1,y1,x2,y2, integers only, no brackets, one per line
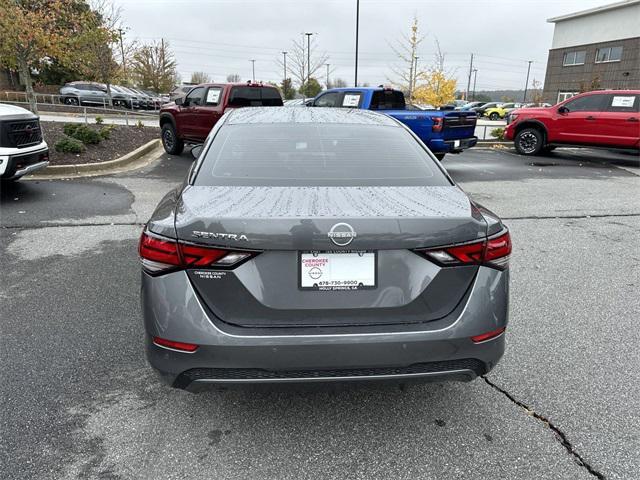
507,113,518,125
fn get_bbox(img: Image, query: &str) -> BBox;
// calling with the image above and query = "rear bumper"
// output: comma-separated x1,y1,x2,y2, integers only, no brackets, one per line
142,266,509,389
0,143,49,179
428,136,477,154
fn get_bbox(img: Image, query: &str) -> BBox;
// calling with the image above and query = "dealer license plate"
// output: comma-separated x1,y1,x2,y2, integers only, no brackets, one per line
299,251,376,291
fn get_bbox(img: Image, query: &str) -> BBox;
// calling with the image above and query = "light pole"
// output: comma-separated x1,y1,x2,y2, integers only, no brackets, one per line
282,51,288,97
472,68,478,101
466,53,474,101
250,59,256,82
304,32,313,92
118,28,126,81
354,0,360,87
325,63,330,88
523,60,533,102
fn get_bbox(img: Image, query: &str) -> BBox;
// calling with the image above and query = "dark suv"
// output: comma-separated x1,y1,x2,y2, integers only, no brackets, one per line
159,83,283,154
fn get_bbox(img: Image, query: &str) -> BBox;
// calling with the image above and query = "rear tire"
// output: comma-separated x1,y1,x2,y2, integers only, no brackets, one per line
489,112,500,121
162,123,184,155
514,128,544,156
434,153,446,161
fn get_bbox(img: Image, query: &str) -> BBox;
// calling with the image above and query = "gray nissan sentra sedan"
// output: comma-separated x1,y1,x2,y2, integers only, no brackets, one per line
140,107,511,391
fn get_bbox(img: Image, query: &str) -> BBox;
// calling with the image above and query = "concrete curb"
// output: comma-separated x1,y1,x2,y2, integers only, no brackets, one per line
32,139,162,178
477,140,511,146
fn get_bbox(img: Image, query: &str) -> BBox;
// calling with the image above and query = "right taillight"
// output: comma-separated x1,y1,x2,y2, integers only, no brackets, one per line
139,231,258,275
416,230,511,270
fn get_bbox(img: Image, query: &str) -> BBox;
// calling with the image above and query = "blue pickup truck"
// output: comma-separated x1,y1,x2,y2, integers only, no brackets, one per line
310,87,477,159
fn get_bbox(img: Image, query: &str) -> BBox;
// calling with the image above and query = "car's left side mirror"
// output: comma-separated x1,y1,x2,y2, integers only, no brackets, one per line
190,144,203,159
558,106,569,114
175,97,184,106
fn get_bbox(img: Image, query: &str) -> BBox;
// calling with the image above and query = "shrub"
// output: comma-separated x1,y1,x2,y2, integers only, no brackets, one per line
70,124,101,145
99,125,116,140
490,127,505,141
95,116,104,125
136,120,144,129
55,136,85,154
63,123,80,136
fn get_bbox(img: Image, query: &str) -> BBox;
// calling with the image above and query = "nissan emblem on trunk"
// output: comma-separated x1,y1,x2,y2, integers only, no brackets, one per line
328,223,356,246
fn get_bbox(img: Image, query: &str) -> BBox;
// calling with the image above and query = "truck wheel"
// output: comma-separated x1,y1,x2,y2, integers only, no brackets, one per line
514,128,544,155
489,112,500,121
161,123,184,155
434,153,446,161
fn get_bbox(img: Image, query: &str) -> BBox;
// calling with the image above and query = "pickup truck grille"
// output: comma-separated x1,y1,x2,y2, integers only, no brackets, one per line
2,120,43,148
444,114,477,129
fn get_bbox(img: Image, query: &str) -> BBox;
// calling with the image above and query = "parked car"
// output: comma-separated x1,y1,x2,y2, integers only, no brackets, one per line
128,88,153,109
452,99,468,108
141,89,164,109
474,102,503,116
504,90,640,155
140,107,511,390
484,103,523,120
159,82,284,154
458,101,487,111
59,82,109,107
119,86,145,109
0,104,49,181
311,87,477,160
107,85,137,109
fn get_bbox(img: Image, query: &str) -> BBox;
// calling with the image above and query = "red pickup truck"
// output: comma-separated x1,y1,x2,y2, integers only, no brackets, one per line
159,82,283,154
505,90,640,155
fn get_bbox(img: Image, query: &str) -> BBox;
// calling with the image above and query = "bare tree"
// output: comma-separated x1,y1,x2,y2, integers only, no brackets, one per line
331,77,348,88
131,39,178,93
388,16,424,101
276,36,328,91
226,73,241,82
190,71,211,84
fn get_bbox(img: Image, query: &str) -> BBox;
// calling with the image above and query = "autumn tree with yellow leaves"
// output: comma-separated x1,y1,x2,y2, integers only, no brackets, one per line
0,0,119,113
413,40,457,107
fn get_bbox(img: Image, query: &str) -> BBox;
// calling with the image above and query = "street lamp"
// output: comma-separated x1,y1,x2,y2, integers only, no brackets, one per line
282,51,288,96
472,68,478,101
250,59,256,82
304,32,313,90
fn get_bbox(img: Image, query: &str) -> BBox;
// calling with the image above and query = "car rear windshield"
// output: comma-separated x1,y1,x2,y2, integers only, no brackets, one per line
228,87,283,107
194,124,450,187
370,90,405,110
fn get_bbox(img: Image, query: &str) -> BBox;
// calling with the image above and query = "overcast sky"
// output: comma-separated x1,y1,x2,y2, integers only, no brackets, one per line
113,0,609,91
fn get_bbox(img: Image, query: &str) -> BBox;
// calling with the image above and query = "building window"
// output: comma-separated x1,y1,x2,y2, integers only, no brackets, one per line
563,50,586,66
557,91,579,103
595,46,623,63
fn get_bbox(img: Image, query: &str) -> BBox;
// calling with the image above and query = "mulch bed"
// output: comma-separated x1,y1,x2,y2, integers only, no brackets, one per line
41,121,158,165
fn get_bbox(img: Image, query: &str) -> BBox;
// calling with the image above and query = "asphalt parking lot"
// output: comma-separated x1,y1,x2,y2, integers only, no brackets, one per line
1,146,638,479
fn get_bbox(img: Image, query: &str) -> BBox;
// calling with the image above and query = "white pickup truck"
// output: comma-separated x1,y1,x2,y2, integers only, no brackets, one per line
0,104,49,181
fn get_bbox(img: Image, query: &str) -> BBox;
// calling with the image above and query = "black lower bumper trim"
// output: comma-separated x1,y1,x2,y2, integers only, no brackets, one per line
173,358,487,389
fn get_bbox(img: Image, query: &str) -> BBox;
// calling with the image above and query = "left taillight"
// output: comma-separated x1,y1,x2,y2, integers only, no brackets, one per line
416,230,512,270
139,231,257,275
432,117,443,132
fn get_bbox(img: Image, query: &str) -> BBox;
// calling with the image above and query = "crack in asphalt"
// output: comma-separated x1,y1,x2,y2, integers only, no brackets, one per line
482,376,605,479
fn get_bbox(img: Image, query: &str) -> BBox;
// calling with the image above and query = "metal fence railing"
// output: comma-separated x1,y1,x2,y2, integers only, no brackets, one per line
475,124,507,141
1,91,161,117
